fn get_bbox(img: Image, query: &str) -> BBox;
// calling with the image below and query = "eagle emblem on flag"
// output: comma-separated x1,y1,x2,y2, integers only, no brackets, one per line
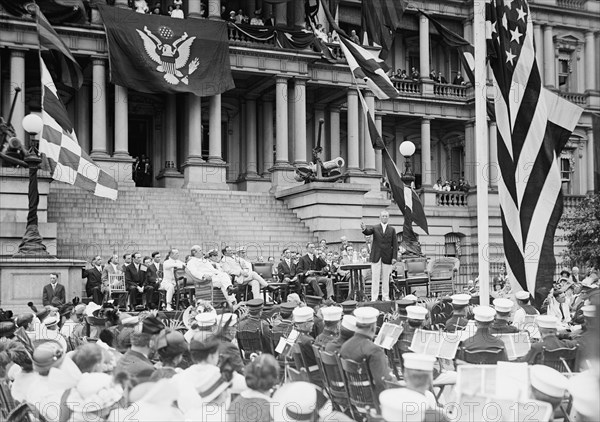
136,26,200,85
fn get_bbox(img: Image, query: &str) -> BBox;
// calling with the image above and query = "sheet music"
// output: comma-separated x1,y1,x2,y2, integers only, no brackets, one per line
495,362,529,401
492,332,531,360
275,329,300,355
374,322,404,350
409,329,462,359
457,363,531,403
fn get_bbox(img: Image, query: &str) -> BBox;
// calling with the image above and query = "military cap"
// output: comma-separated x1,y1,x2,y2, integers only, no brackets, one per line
536,315,557,329
406,305,427,321
493,298,514,313
280,302,297,316
321,306,343,322
305,295,322,308
341,315,357,332
353,307,379,324
403,353,436,372
473,306,496,322
451,294,471,306
516,291,531,301
293,307,314,323
530,365,568,398
341,300,358,314
582,305,596,318
568,371,600,418
380,388,427,422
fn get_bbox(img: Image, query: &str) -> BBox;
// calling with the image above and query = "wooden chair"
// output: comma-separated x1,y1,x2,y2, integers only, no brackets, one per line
107,274,127,308
541,346,578,373
287,365,309,382
317,349,354,417
236,328,265,364
428,257,459,296
254,263,288,302
461,348,505,364
339,357,381,417
395,257,430,296
188,270,227,309
174,268,193,310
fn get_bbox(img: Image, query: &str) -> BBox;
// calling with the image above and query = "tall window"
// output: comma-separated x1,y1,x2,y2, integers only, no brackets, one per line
560,153,573,194
558,54,571,92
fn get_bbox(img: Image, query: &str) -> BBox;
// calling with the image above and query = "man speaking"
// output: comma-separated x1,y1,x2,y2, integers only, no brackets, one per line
361,210,398,301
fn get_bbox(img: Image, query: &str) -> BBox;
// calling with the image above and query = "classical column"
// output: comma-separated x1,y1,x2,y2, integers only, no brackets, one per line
164,95,178,169
543,25,555,87
113,85,130,159
585,31,596,91
395,127,405,170
363,92,376,172
419,15,430,78
421,118,432,186
488,121,498,188
188,0,202,18
293,79,307,164
10,49,26,142
347,90,360,171
262,100,274,175
533,23,544,85
208,0,221,20
275,3,287,26
246,98,258,176
76,80,91,154
587,128,594,194
314,105,326,159
208,94,223,163
185,95,203,165
464,120,475,186
329,106,341,160
294,0,305,29
275,77,289,165
463,19,473,78
375,114,383,174
91,58,108,158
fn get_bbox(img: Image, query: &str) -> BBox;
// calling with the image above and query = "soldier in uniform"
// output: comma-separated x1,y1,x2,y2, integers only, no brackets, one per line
490,298,520,334
512,291,539,327
445,294,471,332
291,306,322,386
210,313,244,375
340,307,395,397
237,298,272,356
397,305,428,357
403,353,438,409
520,315,577,364
341,300,358,315
272,302,296,347
184,312,216,343
325,315,357,354
306,295,325,337
314,306,342,349
460,306,508,362
530,365,569,415
574,305,596,369
391,298,416,326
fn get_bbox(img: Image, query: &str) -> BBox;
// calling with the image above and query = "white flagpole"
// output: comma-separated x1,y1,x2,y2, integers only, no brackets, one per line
474,0,490,306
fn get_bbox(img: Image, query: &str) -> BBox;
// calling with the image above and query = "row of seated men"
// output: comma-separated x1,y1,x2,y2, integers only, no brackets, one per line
81,242,369,311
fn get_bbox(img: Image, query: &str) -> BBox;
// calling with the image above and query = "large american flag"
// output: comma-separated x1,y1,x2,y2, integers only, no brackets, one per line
486,0,583,297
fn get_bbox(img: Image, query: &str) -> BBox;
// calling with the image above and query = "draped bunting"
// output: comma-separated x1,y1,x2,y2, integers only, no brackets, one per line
0,0,87,24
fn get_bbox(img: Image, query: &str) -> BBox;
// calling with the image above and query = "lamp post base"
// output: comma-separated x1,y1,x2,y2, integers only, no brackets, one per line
13,224,50,258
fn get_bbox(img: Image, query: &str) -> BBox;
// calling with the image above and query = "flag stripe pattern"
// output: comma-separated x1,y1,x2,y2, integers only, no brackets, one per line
338,37,400,100
486,0,582,295
40,59,118,200
37,8,83,90
361,0,406,60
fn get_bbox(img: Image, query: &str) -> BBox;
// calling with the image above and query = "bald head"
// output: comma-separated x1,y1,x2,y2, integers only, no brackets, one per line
191,245,202,257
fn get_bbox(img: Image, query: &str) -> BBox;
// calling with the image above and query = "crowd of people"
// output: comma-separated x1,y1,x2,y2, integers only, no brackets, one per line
389,68,468,86
433,177,471,193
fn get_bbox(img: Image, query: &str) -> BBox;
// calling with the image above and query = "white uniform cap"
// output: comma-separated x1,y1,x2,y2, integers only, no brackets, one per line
404,294,418,302
44,314,59,327
406,306,427,321
516,291,530,301
293,307,314,323
341,315,357,332
451,294,471,306
536,315,558,329
493,298,514,313
582,305,596,318
568,371,600,418
217,313,238,327
379,388,428,422
473,306,496,322
530,365,568,398
321,306,343,322
195,312,216,327
403,353,436,372
353,307,379,324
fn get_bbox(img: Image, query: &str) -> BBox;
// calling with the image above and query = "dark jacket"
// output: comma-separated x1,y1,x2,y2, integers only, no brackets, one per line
124,263,145,290
445,315,469,332
362,224,398,265
82,267,103,297
277,260,296,281
145,262,162,286
42,283,66,306
461,326,508,361
489,319,520,334
296,254,328,277
521,334,578,364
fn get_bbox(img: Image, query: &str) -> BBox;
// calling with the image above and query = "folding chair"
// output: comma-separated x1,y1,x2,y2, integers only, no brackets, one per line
540,346,578,373
174,268,193,310
237,328,264,364
339,357,381,418
108,274,127,308
317,349,354,417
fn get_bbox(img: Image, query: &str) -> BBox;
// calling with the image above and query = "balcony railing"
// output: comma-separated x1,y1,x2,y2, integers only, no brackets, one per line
563,194,587,209
436,191,468,207
556,0,587,9
559,92,587,105
393,80,422,95
433,83,469,99
227,25,276,47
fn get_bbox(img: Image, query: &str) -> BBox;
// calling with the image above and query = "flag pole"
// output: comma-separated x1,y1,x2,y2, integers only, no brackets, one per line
474,0,490,305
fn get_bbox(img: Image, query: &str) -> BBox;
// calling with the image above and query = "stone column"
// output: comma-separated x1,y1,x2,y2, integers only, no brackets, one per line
543,25,555,88
314,105,326,159
208,94,223,163
208,0,221,20
488,121,498,188
185,95,203,165
262,100,274,176
585,31,596,90
113,85,130,159
91,58,108,159
375,114,383,174
463,19,473,78
275,77,289,165
329,106,341,160
164,95,178,170
293,79,307,164
533,23,544,85
10,49,26,142
464,120,475,186
294,0,305,29
419,15,430,79
363,92,376,172
421,118,432,186
76,80,91,154
188,0,202,19
246,98,258,176
395,127,405,171
587,128,594,194
275,3,287,26
347,90,360,171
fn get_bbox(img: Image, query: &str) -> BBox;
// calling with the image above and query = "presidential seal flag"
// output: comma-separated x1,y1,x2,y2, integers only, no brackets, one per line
486,0,583,299
98,5,234,97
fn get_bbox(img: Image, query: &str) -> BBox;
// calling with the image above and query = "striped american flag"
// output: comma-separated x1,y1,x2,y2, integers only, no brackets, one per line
39,59,118,200
486,0,583,297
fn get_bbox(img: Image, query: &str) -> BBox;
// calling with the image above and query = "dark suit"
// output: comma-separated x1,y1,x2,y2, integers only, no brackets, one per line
362,223,398,301
124,263,146,308
42,283,65,306
277,259,301,294
489,319,520,334
82,267,103,304
521,334,577,364
144,262,162,306
296,254,334,299
461,327,508,361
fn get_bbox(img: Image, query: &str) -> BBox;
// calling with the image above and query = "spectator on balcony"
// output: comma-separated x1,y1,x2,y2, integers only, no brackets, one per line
134,0,149,14
450,180,459,191
430,69,439,83
151,2,162,15
438,71,448,84
315,23,328,42
442,181,451,191
433,178,443,191
250,9,264,26
399,69,408,80
459,177,470,192
350,29,360,44
264,12,275,26
411,67,421,81
171,1,184,18
453,71,466,85
235,9,248,24
167,5,173,16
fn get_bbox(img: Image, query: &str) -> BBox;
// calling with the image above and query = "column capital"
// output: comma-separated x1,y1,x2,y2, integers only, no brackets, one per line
293,78,307,86
275,76,289,85
464,119,475,128
10,49,27,57
585,30,597,38
543,23,553,30
363,90,374,98
421,116,432,123
328,105,341,112
92,57,106,66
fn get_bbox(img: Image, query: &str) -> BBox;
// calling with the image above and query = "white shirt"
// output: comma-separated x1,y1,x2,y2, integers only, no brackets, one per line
381,223,388,232
163,258,185,285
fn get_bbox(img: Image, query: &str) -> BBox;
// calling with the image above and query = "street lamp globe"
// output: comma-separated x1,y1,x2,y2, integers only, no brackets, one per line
22,114,43,135
399,140,416,158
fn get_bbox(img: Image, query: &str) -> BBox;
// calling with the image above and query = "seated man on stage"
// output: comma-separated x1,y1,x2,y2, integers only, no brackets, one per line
124,252,146,311
296,242,334,300
186,245,237,308
277,248,301,295
221,245,271,300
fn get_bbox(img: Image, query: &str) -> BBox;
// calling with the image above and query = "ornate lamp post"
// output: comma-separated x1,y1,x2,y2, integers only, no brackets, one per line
398,141,422,257
399,141,416,185
13,113,50,258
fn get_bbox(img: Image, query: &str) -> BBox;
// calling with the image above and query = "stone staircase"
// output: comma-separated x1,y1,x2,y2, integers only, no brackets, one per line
47,184,316,261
